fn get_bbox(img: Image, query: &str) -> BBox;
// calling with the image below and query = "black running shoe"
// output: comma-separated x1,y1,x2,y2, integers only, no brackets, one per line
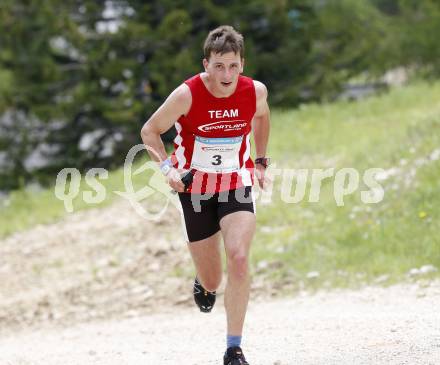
223,346,249,365
193,277,216,313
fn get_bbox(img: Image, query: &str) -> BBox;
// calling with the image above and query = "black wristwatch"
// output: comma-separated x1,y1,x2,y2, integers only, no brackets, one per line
255,157,271,168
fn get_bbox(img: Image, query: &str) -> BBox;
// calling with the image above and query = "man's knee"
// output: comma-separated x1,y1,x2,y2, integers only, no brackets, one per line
199,273,222,292
227,250,249,279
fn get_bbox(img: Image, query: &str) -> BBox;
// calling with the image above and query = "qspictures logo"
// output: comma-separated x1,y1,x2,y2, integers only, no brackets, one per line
53,143,391,220
54,144,181,220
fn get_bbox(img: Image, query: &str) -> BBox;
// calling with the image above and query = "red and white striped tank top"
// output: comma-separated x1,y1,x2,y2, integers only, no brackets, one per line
171,73,256,194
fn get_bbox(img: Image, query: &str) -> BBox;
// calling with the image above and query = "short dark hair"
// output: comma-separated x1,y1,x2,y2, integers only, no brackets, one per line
203,25,244,60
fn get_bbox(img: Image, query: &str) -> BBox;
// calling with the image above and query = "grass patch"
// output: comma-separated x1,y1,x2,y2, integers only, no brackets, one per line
0,154,163,238
251,81,440,289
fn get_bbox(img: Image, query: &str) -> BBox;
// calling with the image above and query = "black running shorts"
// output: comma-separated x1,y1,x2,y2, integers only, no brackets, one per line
178,186,255,242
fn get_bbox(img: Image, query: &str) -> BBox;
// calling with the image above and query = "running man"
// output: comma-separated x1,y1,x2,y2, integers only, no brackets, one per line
140,25,270,365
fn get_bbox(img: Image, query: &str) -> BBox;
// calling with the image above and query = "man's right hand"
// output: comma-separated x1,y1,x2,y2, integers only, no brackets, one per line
167,168,186,193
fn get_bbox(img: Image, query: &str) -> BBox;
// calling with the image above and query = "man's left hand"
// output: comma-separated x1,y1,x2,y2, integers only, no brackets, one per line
255,164,272,190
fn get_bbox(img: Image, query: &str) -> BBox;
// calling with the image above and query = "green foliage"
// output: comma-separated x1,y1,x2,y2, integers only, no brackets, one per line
398,0,440,74
308,0,392,98
1,0,440,190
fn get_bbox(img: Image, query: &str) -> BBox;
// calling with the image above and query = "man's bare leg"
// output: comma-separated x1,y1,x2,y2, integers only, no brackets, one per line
187,231,223,292
220,211,256,336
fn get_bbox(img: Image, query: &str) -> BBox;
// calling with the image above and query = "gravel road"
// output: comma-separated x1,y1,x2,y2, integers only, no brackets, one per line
1,281,439,365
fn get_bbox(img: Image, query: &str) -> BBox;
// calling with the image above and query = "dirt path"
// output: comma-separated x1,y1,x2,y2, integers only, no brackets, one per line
0,282,439,365
0,199,195,331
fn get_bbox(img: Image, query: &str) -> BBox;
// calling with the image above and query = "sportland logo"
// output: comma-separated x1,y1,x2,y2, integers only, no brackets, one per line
198,120,247,133
54,144,387,221
201,146,234,152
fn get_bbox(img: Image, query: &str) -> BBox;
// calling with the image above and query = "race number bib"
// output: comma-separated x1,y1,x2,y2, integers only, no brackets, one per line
190,136,243,173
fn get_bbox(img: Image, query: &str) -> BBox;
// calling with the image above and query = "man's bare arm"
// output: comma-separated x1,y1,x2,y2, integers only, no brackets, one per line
253,80,270,159
140,83,191,192
140,83,192,162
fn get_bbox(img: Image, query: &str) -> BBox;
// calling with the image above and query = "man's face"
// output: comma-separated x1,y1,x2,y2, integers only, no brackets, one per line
203,52,244,96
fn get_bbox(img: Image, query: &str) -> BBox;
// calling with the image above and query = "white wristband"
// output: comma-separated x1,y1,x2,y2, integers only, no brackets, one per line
160,158,173,176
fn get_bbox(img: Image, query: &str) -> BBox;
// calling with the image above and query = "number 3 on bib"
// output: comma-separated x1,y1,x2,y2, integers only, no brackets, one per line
212,155,222,166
